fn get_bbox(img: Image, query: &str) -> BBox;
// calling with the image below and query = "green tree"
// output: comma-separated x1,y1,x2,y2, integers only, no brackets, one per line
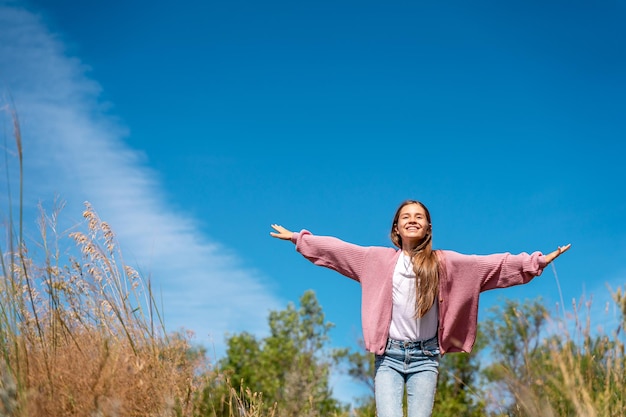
207,290,347,417
433,328,487,417
481,297,549,416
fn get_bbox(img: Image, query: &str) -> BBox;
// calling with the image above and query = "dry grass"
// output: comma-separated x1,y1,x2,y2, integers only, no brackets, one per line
500,295,626,417
0,201,210,417
0,108,212,417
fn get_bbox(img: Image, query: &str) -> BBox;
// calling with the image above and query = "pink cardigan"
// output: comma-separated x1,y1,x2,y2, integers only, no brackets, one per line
292,230,548,355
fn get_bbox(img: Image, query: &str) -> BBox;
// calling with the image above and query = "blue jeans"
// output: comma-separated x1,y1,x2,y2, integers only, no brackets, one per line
374,336,440,417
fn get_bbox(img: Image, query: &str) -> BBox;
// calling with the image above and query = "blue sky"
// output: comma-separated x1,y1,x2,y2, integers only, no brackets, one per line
1,0,625,404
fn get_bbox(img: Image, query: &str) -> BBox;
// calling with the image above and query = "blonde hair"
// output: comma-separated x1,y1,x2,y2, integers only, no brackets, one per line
390,200,439,318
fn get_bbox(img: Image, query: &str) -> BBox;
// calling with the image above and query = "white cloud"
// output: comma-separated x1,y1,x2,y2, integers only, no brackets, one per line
0,3,282,359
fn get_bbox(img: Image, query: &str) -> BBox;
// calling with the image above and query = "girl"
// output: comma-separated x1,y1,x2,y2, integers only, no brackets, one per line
270,199,570,417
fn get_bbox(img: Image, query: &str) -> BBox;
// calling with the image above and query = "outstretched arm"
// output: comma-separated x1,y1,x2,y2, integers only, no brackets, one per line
544,243,571,264
269,224,374,282
270,224,294,240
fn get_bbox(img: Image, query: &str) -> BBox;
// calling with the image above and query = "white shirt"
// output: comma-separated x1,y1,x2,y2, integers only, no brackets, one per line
388,253,438,341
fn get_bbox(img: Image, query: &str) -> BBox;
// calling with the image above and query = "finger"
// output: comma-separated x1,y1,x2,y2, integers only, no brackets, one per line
557,243,571,254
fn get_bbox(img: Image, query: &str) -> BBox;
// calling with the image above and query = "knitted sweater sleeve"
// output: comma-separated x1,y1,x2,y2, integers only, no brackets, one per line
438,250,549,354
479,251,547,291
291,230,370,282
444,250,548,292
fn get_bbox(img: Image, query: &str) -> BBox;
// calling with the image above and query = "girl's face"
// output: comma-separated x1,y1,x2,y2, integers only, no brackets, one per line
395,203,431,247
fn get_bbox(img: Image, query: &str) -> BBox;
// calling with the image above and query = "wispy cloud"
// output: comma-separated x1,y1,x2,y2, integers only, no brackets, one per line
0,3,282,358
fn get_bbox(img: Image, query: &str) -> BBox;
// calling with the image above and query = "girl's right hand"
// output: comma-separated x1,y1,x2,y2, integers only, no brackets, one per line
270,224,294,240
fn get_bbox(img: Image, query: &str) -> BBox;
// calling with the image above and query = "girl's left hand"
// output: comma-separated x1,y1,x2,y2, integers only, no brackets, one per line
544,243,571,264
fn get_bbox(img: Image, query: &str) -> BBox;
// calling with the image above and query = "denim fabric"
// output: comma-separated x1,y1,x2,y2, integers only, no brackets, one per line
374,336,440,417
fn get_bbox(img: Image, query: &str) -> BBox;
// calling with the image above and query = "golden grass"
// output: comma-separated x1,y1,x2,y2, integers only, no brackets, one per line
496,296,626,417
1,201,210,417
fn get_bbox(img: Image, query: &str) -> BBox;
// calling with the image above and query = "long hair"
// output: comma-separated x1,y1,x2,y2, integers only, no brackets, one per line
390,200,439,318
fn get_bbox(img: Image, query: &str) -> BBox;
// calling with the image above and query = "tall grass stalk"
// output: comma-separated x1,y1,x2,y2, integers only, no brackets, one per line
504,294,625,417
0,109,218,416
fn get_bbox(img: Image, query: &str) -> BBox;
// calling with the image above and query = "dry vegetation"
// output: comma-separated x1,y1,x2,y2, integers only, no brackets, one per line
0,200,212,416
509,295,626,417
0,111,211,417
